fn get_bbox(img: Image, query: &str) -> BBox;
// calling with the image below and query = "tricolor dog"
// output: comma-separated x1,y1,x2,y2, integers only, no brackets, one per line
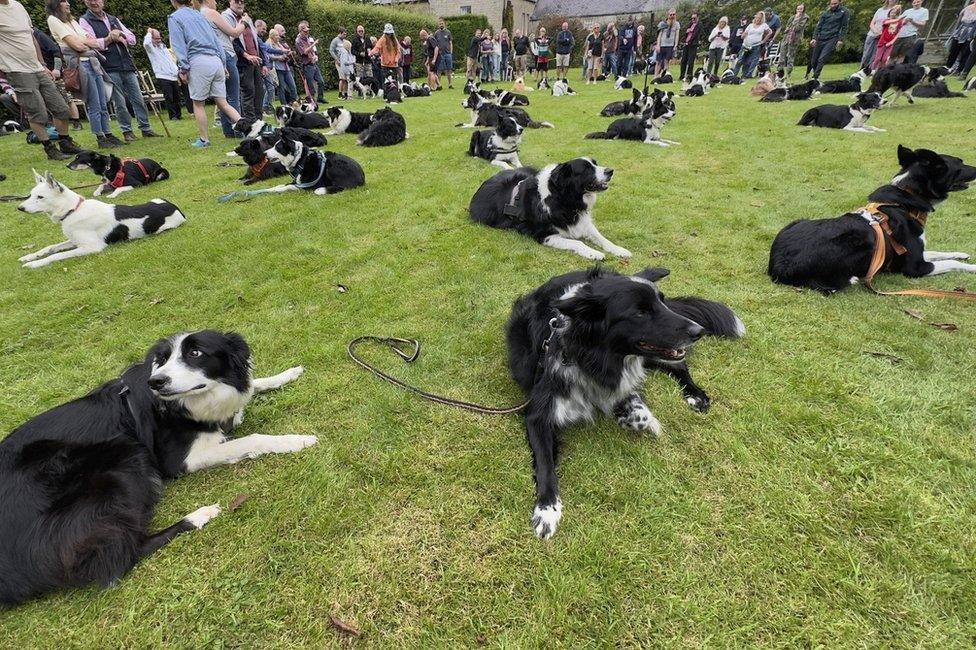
17,170,185,268
0,330,316,604
66,151,169,198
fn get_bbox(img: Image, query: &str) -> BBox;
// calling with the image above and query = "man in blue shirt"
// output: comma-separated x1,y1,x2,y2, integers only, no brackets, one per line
168,0,243,147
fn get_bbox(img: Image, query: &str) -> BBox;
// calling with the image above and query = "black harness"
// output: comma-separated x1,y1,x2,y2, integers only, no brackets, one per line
290,148,327,189
503,179,527,218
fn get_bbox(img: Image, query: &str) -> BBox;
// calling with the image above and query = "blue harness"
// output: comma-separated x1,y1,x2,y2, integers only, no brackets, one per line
291,149,327,189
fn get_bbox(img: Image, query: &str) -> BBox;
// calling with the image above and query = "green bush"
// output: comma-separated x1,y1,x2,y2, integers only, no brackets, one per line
442,14,491,69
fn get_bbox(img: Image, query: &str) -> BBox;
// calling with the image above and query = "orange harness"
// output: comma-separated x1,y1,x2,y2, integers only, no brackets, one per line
860,202,976,301
248,157,270,178
110,158,150,189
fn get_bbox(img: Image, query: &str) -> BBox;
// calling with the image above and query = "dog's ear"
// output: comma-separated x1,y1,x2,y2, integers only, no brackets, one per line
635,267,670,283
44,171,63,192
32,168,44,184
915,148,948,176
554,286,605,322
897,144,917,168
222,331,252,375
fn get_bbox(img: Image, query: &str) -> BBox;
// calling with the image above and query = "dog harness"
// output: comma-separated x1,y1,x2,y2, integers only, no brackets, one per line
110,158,151,189
290,149,327,189
249,157,271,178
503,179,528,218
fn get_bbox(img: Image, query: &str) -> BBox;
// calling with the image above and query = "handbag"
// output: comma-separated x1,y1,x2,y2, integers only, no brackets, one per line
62,59,81,92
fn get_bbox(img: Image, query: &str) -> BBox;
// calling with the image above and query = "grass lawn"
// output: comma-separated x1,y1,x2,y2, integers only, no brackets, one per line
0,63,974,646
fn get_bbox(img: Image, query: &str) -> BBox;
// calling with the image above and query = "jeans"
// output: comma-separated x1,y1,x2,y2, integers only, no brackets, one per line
501,52,509,79
480,54,492,81
962,41,976,75
107,70,151,133
618,49,634,75
861,33,878,69
706,47,723,75
158,77,182,119
81,59,111,135
809,37,839,78
946,38,971,69
603,50,617,76
302,63,325,101
734,46,760,77
262,71,275,110
276,67,297,104
218,54,241,137
679,45,698,80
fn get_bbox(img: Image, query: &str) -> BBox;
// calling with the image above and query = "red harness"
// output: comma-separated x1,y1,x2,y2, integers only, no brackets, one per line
110,158,151,189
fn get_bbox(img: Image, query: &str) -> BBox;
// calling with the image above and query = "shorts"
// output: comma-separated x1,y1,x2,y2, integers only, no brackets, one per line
889,36,916,60
6,70,71,124
187,54,226,101
555,53,570,67
658,46,674,61
586,55,602,71
438,52,453,72
537,58,549,71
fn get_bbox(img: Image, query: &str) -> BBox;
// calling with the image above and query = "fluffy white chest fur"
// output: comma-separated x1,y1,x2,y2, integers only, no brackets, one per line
550,354,647,427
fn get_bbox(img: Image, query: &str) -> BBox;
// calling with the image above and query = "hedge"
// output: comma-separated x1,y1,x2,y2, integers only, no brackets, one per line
443,14,490,68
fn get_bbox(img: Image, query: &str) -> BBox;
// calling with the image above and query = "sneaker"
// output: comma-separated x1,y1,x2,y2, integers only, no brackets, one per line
191,137,211,148
58,136,83,154
97,135,118,149
105,133,126,146
123,131,137,143
71,119,83,131
43,140,69,160
435,86,443,91
141,129,161,138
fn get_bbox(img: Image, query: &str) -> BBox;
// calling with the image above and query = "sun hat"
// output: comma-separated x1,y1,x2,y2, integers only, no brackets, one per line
384,23,394,34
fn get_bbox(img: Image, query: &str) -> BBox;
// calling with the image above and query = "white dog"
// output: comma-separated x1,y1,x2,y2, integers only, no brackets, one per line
16,170,185,268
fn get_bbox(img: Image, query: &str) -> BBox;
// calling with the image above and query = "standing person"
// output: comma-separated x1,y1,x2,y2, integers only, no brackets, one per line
733,11,771,77
478,29,493,82
79,0,160,141
198,0,244,138
350,24,369,79
706,16,730,76
329,26,346,98
945,0,976,74
254,19,276,115
554,21,574,78
807,0,850,79
46,0,122,149
143,27,182,119
602,22,618,75
491,33,501,81
862,0,897,69
269,24,296,104
678,11,702,81
763,6,782,57
890,0,927,63
400,35,412,83
0,0,83,159
532,27,551,83
513,29,530,77
871,5,904,70
369,23,401,84
34,26,83,131
499,28,510,81
618,16,637,75
778,4,808,77
585,23,602,83
728,15,748,66
654,10,680,78
434,19,453,88
167,0,243,147
222,0,261,121
466,28,481,80
421,28,439,89
294,20,324,102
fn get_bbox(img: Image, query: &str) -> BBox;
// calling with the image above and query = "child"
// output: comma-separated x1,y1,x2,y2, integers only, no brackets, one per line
340,39,356,96
871,5,904,71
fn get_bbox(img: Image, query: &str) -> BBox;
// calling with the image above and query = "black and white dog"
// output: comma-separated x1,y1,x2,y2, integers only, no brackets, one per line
66,151,169,198
652,72,674,84
323,106,374,135
233,138,288,184
768,145,976,292
720,69,742,85
458,92,553,128
468,157,630,259
551,78,577,96
275,105,329,129
382,76,402,103
585,90,678,146
614,75,633,90
492,88,530,106
17,170,185,268
0,330,316,604
356,106,408,146
868,63,929,106
506,266,745,539
263,134,366,195
350,75,380,99
913,69,967,98
797,91,884,132
467,115,524,169
818,67,870,93
233,118,326,149
400,82,432,97
760,78,821,102
298,98,319,112
600,88,648,116
681,68,709,96
463,79,480,94
537,76,551,90
2,119,23,133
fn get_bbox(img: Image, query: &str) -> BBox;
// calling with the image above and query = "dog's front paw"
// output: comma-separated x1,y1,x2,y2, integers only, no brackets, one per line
685,393,711,413
22,259,50,269
18,252,40,263
280,366,305,384
184,503,221,529
531,499,562,540
617,403,662,436
579,249,605,261
270,434,318,454
610,246,632,258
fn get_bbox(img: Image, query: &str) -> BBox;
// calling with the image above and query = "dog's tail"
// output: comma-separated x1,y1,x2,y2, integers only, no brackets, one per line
584,131,610,139
467,131,480,156
760,93,784,102
527,120,554,129
155,168,170,181
666,297,745,338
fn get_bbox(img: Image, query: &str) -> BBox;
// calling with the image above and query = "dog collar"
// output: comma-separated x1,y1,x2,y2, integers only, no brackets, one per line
249,157,270,177
58,196,85,221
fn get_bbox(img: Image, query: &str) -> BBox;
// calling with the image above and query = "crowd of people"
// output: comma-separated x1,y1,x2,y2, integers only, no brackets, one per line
1,0,975,159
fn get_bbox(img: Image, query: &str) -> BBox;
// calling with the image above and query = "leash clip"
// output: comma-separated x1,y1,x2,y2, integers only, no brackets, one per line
378,336,421,363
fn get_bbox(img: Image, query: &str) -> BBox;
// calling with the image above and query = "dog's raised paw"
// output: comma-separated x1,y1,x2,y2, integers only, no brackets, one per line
185,503,221,529
531,499,562,540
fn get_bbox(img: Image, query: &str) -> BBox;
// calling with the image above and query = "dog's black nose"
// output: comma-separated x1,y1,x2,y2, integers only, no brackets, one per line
605,168,614,178
687,324,705,340
17,206,25,212
148,375,170,390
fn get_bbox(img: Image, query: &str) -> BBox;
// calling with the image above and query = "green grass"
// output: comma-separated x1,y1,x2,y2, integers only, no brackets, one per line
1,64,974,647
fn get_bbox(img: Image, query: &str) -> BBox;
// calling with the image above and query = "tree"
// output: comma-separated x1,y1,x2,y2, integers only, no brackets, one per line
503,0,514,33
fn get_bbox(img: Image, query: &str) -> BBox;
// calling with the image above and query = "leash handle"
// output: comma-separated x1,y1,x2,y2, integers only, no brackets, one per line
347,336,529,415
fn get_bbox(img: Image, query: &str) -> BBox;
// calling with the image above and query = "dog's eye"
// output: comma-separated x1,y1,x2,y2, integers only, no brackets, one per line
636,309,650,318
186,349,203,359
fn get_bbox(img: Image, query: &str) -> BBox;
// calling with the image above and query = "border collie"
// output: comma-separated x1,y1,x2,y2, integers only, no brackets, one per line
463,79,480,94
818,67,869,93
768,145,976,292
468,157,629,259
506,266,745,539
356,107,408,146
323,106,373,135
458,92,553,128
233,138,288,184
720,69,743,85
492,88,530,106
913,76,966,98
0,330,316,604
585,90,677,146
350,75,380,99
761,78,821,102
2,119,23,133
614,75,633,90
537,77,551,90
233,119,326,149
868,63,929,106
797,92,884,132
298,98,319,112
651,72,674,84
382,76,402,103
400,82,431,97
681,68,709,96
601,88,648,116
551,79,577,96
17,170,185,268
263,134,366,195
66,151,169,198
467,116,524,169
275,105,329,130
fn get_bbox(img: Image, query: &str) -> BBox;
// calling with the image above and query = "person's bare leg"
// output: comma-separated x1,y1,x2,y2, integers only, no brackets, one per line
29,121,49,140
192,100,209,140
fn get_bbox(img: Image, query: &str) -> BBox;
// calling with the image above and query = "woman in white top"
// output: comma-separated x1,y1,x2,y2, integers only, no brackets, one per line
45,0,120,146
732,11,771,77
194,0,247,137
706,16,730,75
